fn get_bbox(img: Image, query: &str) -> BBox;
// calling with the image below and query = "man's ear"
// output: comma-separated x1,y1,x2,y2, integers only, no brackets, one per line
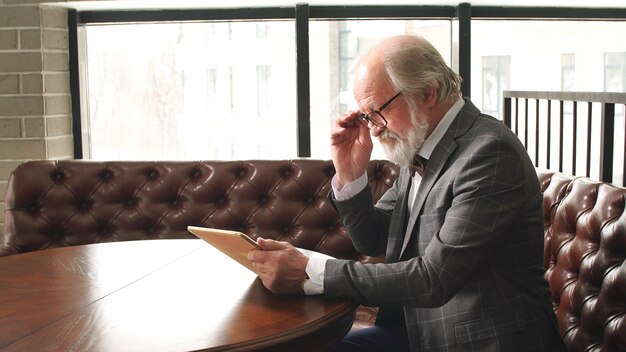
421,85,438,109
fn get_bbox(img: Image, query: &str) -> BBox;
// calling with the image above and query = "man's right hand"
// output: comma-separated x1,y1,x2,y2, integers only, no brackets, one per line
330,111,373,189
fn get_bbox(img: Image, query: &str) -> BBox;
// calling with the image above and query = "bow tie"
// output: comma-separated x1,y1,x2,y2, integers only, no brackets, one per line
410,155,427,176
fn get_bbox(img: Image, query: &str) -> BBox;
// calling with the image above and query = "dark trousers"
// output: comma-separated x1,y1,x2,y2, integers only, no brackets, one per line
329,323,409,352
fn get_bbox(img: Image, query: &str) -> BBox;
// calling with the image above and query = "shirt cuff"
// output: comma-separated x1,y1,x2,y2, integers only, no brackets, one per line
331,172,368,201
297,248,334,295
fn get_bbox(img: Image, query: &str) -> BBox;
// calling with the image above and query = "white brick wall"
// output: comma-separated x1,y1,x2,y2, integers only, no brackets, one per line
0,1,74,243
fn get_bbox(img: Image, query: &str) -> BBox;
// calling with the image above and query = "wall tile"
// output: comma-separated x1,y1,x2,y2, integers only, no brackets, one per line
0,139,46,159
21,73,43,94
46,135,74,158
43,72,69,93
0,52,43,73
41,6,67,29
46,115,72,136
0,75,19,94
0,118,22,138
0,6,40,27
43,52,68,72
0,30,18,50
0,96,44,116
24,117,45,137
19,29,41,50
44,94,70,115
42,29,68,50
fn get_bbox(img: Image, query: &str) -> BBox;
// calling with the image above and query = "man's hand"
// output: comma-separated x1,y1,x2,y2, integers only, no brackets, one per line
247,238,309,294
331,111,373,189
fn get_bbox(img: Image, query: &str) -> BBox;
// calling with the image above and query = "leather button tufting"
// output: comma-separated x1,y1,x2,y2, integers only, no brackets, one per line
148,170,157,179
52,171,64,183
191,170,200,178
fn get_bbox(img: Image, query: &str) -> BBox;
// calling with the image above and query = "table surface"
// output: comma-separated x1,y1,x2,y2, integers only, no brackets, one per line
0,239,356,351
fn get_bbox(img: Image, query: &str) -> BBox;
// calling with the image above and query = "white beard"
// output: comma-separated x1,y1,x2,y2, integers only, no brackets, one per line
378,110,430,168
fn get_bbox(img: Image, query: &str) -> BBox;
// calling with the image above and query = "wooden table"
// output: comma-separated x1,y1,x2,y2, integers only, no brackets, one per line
0,239,356,351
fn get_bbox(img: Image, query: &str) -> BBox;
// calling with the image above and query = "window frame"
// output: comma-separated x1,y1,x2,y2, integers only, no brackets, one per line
67,4,626,159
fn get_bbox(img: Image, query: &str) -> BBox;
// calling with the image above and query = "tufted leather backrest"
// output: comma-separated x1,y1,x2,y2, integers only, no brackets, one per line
1,159,399,260
537,169,626,352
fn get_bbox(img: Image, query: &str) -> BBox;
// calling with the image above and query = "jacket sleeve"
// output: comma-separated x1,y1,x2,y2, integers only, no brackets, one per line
328,174,401,257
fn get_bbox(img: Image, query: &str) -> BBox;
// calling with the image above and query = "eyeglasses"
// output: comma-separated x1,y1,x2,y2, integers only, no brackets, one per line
358,91,402,129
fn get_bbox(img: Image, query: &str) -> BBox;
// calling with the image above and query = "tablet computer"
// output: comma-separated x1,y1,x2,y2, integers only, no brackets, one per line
187,226,260,273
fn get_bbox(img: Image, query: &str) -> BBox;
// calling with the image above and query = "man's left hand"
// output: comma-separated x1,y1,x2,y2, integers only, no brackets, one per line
247,238,309,294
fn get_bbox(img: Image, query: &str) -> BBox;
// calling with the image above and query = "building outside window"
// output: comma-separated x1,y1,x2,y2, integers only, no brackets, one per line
256,65,271,117
561,53,575,91
605,52,626,92
481,55,510,117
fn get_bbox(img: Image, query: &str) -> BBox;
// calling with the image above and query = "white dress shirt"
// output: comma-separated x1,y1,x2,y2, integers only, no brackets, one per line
301,98,465,295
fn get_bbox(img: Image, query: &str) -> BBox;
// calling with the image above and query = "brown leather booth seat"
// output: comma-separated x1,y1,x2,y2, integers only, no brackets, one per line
538,170,626,352
2,160,626,351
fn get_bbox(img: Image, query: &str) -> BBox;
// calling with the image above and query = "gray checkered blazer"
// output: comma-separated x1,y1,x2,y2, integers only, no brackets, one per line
326,99,566,352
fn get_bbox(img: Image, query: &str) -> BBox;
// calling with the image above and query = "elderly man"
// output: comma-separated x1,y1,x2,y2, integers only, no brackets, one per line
248,35,565,352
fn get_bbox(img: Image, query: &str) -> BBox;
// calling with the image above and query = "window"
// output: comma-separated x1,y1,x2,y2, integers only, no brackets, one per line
482,56,510,117
75,8,626,162
80,21,296,160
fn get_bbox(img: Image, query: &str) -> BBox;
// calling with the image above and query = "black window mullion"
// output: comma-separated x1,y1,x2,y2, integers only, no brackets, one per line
308,5,455,19
68,9,83,159
296,3,311,158
77,8,295,24
456,3,471,98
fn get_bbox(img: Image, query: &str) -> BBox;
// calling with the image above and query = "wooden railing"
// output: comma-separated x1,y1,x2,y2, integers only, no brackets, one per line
503,91,626,186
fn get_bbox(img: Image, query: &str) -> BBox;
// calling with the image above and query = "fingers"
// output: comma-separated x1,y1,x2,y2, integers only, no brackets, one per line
246,237,291,263
335,110,362,129
256,237,290,251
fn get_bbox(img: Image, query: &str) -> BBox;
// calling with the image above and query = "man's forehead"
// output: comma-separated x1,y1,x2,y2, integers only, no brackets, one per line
354,69,391,108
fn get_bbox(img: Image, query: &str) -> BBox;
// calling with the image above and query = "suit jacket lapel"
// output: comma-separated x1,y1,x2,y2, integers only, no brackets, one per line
398,100,482,258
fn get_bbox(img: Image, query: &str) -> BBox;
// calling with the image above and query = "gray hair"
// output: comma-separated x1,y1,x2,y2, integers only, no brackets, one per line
382,36,462,107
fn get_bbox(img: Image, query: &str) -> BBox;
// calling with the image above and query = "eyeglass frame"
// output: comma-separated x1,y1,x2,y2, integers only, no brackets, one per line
358,91,403,129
